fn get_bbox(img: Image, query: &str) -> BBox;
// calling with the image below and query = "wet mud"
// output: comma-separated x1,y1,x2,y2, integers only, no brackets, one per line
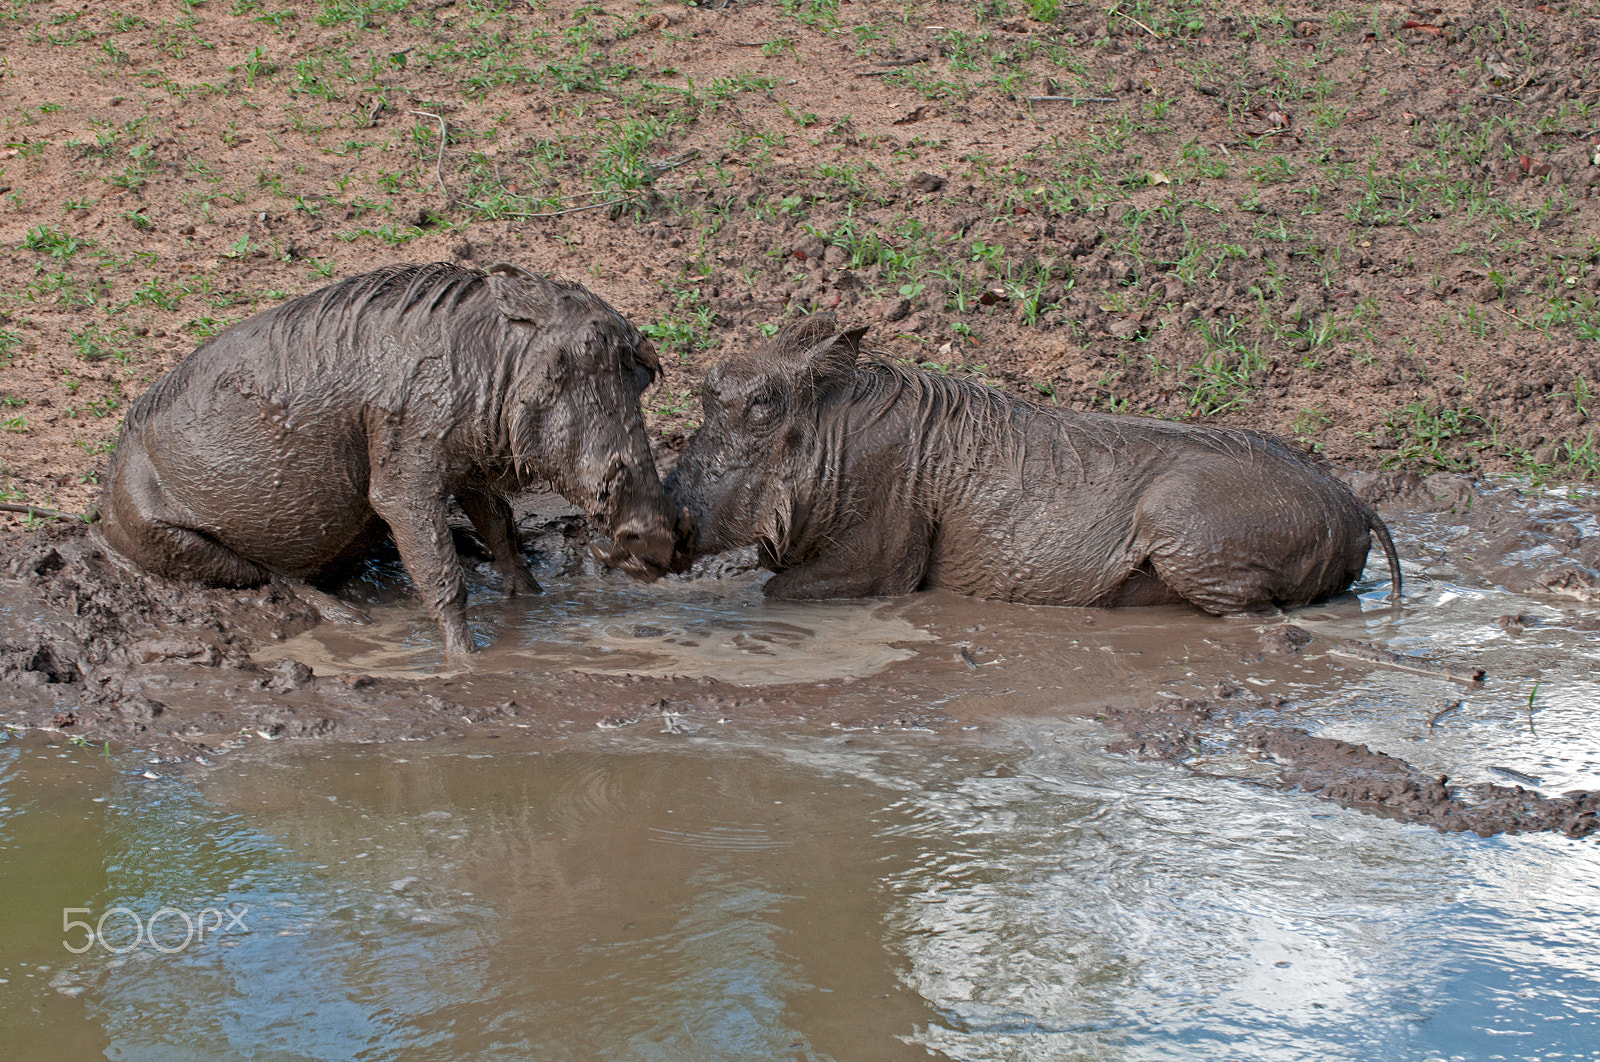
1100,681,1600,839
1,473,1598,840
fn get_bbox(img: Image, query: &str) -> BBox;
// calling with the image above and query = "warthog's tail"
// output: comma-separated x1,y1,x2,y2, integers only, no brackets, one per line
1364,508,1403,606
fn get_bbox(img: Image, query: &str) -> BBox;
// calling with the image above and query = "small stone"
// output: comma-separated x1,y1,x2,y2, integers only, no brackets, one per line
881,297,912,323
791,234,825,261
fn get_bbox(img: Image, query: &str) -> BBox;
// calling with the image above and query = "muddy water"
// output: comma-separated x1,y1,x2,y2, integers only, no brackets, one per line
3,486,1600,1059
257,569,937,685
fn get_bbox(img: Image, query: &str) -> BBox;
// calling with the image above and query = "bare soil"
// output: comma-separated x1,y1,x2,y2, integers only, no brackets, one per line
2,0,1600,520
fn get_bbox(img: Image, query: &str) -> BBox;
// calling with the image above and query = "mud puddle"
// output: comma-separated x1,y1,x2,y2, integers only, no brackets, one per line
254,571,935,685
2,474,1600,1057
1,474,1598,836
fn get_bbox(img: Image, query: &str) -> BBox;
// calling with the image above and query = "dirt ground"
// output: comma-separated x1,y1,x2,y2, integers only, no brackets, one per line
1,0,1599,519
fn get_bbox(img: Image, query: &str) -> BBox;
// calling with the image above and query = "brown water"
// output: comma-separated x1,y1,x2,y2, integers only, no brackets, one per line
3,486,1600,1060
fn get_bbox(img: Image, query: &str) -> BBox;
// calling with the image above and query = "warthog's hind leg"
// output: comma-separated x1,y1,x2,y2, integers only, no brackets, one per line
104,506,273,588
457,488,541,597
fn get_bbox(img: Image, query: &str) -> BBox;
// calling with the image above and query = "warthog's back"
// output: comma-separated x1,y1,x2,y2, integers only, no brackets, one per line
837,363,1391,610
105,264,505,577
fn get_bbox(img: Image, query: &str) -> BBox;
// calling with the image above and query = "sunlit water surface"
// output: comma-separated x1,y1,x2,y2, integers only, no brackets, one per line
3,713,1597,1061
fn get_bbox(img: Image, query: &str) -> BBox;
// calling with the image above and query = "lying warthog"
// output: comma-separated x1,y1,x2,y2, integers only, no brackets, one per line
666,315,1401,613
102,262,675,654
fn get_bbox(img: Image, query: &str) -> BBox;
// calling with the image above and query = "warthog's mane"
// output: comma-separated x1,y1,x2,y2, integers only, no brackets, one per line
126,263,487,431
263,261,489,356
838,356,1285,478
841,358,1025,464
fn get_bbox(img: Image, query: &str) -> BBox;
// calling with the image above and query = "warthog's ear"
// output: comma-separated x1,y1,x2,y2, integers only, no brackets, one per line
634,337,663,384
802,325,868,390
486,262,559,325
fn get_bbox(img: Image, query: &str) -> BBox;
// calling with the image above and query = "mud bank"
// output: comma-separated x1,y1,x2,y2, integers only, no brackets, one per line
1100,680,1600,839
2,473,1598,839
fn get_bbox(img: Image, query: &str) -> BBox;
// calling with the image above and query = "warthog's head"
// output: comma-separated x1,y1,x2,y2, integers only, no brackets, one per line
489,264,675,579
665,314,867,562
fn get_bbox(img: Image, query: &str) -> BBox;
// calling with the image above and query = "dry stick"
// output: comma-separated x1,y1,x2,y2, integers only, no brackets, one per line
496,197,637,220
856,56,932,77
1494,304,1530,328
1324,637,1486,687
646,149,701,175
0,502,93,522
1114,9,1161,37
409,110,448,198
1028,96,1118,104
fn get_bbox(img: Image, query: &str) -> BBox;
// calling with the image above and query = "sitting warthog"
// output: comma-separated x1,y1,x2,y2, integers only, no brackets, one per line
102,262,676,654
665,315,1401,613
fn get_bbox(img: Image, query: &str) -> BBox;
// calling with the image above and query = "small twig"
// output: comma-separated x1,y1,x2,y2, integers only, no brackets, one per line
1027,95,1117,104
1427,699,1462,733
0,502,95,522
1487,764,1543,788
1325,638,1485,686
646,149,700,175
1113,8,1161,37
495,196,637,220
858,55,932,76
409,110,448,198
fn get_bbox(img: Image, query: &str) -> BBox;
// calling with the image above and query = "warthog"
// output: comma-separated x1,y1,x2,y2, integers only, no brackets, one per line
665,315,1401,613
102,262,675,654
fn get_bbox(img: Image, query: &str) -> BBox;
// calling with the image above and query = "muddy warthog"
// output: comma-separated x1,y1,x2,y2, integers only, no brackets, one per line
665,315,1401,613
102,262,676,654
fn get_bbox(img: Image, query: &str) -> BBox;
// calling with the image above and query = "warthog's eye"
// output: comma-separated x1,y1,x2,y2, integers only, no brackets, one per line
745,391,782,427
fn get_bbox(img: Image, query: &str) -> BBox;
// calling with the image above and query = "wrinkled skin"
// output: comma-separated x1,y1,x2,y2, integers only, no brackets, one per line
666,315,1402,613
102,262,675,654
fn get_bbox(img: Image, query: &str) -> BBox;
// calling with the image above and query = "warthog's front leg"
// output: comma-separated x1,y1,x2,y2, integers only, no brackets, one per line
370,476,475,654
762,522,931,600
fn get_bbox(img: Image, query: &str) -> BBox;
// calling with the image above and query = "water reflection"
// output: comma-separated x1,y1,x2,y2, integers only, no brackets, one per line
6,726,1598,1062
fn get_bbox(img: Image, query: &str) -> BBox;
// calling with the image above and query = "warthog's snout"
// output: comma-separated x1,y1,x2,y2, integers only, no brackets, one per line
666,505,696,574
592,513,677,581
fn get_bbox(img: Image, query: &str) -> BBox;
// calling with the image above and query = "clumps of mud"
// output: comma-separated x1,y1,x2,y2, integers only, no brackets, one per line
0,515,912,761
0,518,587,755
1099,680,1599,840
1344,469,1600,604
